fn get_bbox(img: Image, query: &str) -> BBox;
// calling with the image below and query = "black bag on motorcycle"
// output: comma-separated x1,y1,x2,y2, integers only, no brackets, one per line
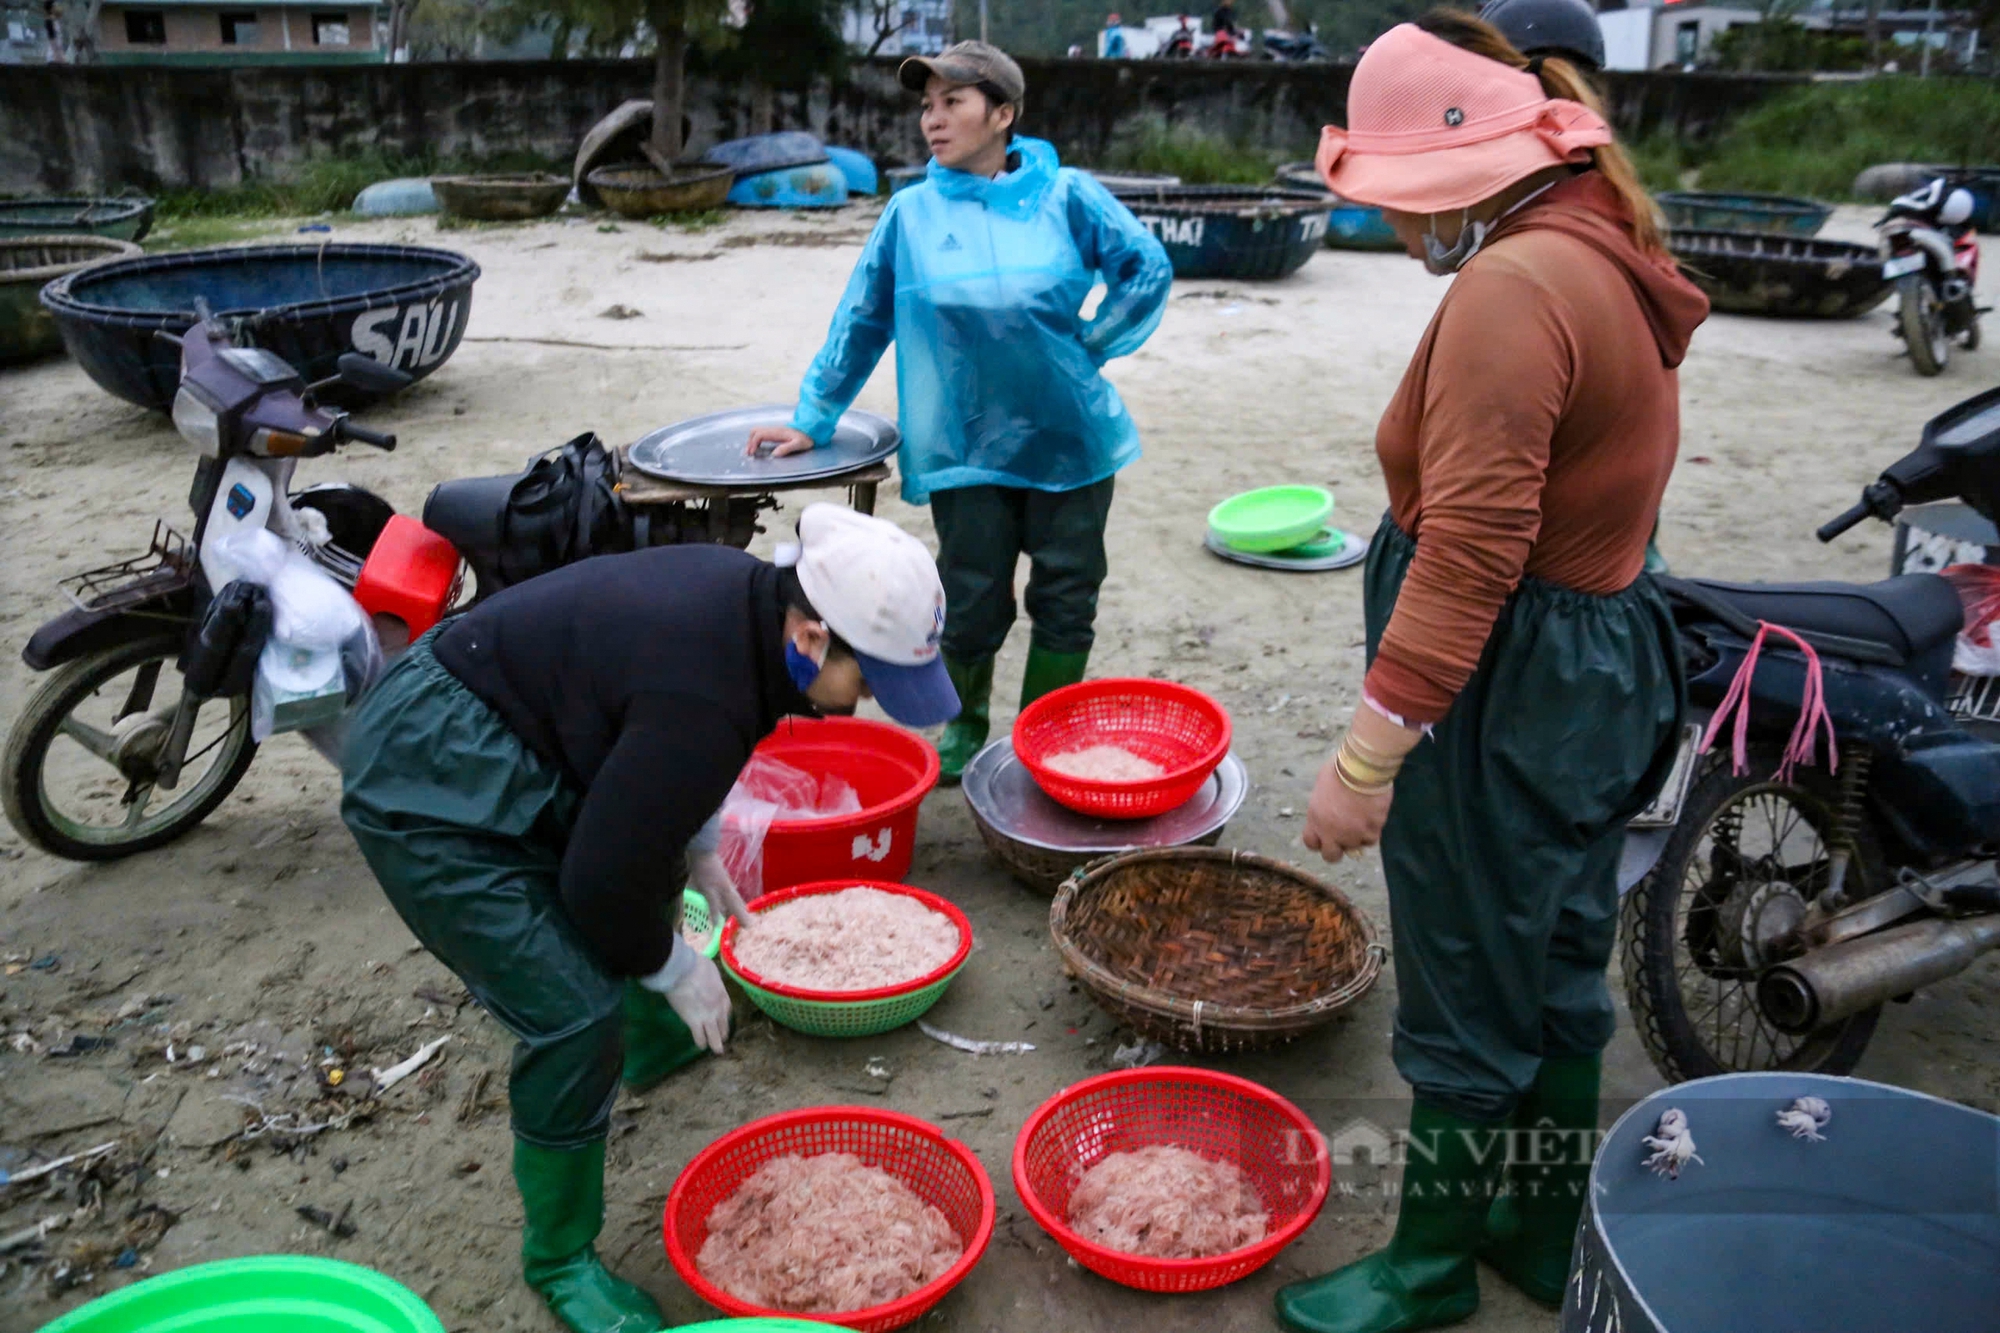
421,432,630,599
182,580,274,698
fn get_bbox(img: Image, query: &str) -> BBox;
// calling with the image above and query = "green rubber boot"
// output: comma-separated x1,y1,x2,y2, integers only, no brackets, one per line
1275,1102,1503,1333
620,979,709,1092
1643,517,1669,576
1479,1054,1602,1307
514,1139,666,1333
1019,644,1089,711
935,655,994,786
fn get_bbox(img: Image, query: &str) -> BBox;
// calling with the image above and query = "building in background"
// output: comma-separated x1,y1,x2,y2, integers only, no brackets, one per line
843,0,951,56
1599,0,1979,71
94,0,386,63
2,2,53,60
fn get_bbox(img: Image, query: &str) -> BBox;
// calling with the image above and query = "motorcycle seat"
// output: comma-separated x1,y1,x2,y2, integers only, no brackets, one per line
1676,575,1964,662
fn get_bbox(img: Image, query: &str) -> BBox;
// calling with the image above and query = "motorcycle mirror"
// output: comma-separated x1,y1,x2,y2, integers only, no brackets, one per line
337,353,415,395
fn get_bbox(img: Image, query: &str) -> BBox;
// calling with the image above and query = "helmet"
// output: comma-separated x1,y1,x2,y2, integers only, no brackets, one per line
1480,0,1606,71
1941,187,1975,228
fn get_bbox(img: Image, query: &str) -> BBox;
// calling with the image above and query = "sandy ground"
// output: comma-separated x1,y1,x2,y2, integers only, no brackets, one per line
3,201,1998,1332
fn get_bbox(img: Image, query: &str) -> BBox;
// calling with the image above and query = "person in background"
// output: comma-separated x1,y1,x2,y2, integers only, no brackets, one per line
1283,13,1705,1333
340,507,957,1333
1479,0,1604,70
746,41,1172,783
1212,0,1241,37
1103,12,1129,58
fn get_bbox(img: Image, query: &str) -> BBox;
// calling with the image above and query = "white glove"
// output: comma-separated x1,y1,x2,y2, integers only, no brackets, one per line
689,848,752,930
639,938,731,1055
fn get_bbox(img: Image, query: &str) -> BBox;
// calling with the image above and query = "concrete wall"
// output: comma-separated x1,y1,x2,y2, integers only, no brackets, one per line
0,55,1801,195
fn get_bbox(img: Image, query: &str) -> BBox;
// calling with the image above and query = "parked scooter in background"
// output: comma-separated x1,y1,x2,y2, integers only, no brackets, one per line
3,314,669,863
1877,177,1985,376
1202,23,1252,56
1261,22,1327,59
1620,387,2000,1082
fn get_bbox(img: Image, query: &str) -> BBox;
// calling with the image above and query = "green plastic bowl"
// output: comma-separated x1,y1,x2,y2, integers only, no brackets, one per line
1208,486,1335,553
681,886,722,959
38,1256,443,1333
719,881,973,1038
681,1322,832,1331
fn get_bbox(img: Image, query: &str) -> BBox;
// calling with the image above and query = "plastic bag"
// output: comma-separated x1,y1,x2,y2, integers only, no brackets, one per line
1943,564,2000,677
211,528,384,740
713,754,862,898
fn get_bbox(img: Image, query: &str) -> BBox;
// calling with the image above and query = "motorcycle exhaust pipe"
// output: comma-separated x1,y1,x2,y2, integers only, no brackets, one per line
1758,914,2000,1034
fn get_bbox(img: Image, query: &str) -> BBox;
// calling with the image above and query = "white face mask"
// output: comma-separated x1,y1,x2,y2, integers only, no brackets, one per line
1420,181,1559,276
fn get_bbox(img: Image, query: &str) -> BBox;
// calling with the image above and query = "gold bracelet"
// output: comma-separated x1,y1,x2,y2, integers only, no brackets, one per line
1336,737,1402,785
1343,734,1405,770
1334,753,1395,796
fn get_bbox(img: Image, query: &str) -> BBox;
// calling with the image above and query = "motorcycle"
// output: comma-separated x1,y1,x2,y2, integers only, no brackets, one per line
1261,24,1326,59
2,315,730,863
1202,23,1253,57
1877,176,1985,377
1620,385,2000,1081
1158,17,1197,57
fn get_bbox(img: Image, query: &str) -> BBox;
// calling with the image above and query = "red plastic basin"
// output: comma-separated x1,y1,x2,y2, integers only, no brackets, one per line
754,717,940,890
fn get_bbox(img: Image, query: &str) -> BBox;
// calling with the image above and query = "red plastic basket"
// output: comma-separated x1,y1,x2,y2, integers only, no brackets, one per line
1011,1067,1331,1293
1011,679,1232,819
754,718,941,889
664,1107,996,1331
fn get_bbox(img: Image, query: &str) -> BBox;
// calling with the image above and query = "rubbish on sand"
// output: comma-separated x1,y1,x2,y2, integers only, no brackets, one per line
917,1022,1034,1056
1110,1039,1167,1069
370,1035,450,1092
0,1141,118,1189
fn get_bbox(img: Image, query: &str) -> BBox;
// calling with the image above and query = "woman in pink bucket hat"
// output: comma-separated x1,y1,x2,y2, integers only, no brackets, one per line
1285,13,1708,1333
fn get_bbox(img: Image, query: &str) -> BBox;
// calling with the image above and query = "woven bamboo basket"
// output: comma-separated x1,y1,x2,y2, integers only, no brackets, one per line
1050,847,1383,1053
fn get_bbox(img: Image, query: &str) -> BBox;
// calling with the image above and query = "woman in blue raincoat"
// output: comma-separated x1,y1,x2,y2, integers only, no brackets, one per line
748,41,1173,780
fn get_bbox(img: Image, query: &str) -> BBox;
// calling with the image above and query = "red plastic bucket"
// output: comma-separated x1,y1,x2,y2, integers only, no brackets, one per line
754,717,939,890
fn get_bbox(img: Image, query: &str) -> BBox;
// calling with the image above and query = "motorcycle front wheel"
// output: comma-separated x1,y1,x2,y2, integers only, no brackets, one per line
1621,754,1881,1082
3,634,257,861
1899,276,1950,376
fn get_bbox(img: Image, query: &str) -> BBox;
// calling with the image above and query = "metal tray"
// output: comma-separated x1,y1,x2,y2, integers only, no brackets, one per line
627,405,899,485
1203,527,1368,572
962,739,1247,853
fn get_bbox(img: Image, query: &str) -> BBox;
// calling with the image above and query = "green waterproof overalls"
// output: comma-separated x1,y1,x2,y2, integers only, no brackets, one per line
1363,516,1685,1124
339,630,704,1148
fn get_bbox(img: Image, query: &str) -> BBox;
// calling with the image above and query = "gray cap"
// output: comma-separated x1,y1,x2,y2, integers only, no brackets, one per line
898,40,1026,106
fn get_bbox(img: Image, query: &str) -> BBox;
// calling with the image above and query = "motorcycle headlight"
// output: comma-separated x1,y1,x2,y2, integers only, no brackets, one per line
171,388,221,456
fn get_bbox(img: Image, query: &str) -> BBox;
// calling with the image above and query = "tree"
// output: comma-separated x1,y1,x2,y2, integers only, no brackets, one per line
863,0,915,56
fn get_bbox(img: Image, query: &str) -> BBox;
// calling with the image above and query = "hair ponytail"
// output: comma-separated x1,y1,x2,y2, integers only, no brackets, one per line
1414,9,1665,257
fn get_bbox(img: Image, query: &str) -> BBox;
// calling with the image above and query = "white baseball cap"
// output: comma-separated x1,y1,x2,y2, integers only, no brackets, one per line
781,504,958,728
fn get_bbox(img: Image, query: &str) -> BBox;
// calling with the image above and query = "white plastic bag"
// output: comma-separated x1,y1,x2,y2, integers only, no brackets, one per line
713,755,863,898
212,529,383,740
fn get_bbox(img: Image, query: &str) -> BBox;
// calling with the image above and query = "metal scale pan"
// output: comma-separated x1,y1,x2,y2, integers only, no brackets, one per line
626,404,899,486
962,739,1249,894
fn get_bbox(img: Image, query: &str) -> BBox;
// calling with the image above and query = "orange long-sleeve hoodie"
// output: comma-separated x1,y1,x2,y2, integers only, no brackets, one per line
1364,171,1711,725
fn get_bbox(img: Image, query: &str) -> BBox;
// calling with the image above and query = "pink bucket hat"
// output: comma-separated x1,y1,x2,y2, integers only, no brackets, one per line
1317,23,1612,214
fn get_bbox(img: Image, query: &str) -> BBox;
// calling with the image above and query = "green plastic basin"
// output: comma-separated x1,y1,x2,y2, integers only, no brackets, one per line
38,1257,443,1333
1208,486,1334,553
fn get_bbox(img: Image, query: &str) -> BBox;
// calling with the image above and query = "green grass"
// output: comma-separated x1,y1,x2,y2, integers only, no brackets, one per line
1628,131,1699,195
1685,78,2000,199
142,215,292,250
154,149,563,223
1099,114,1289,186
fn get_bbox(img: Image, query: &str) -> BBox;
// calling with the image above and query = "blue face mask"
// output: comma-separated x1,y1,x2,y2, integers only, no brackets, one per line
785,634,826,693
